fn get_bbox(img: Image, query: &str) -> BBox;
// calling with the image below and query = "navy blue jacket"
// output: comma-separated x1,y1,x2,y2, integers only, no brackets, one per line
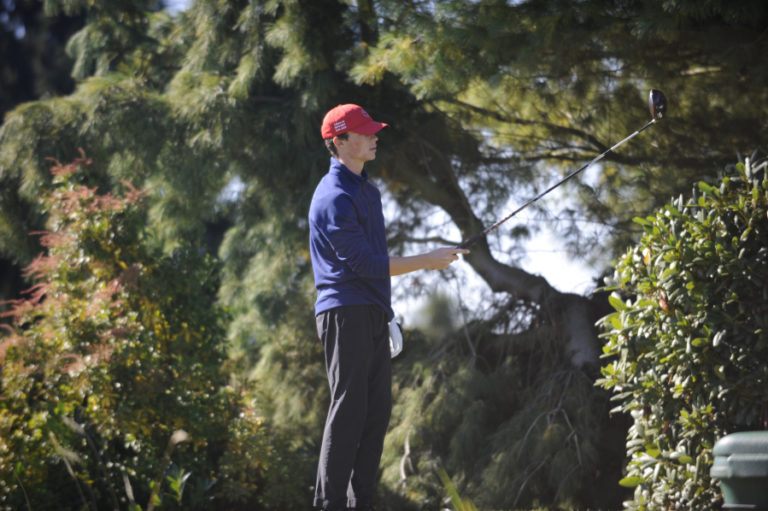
309,158,393,319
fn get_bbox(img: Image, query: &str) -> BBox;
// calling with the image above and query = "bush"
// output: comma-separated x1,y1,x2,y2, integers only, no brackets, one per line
0,154,307,510
597,155,768,509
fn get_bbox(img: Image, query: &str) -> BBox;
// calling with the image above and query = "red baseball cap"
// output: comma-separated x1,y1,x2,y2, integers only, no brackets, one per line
321,104,389,138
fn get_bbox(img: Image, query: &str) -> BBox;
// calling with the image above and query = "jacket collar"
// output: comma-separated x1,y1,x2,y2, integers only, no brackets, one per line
330,157,368,183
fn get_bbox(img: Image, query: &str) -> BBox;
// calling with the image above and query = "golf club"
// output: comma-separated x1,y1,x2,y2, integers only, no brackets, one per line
457,88,668,249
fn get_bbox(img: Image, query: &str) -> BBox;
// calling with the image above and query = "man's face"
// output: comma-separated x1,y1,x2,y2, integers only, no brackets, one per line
335,131,378,166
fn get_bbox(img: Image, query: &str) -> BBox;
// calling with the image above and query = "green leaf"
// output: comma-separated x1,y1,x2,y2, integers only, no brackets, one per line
691,338,707,347
633,216,652,226
698,181,716,195
609,293,627,311
619,476,644,488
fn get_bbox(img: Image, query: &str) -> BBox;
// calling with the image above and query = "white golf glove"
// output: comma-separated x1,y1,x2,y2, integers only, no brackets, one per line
389,319,403,358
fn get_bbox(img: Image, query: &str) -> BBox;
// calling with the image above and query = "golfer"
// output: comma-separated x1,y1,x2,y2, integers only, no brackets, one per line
309,104,468,511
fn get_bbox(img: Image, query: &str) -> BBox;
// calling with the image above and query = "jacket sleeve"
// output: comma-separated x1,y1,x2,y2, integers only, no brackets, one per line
323,193,389,279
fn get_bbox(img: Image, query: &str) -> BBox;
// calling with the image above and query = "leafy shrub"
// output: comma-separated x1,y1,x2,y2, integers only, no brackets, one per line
597,156,768,509
0,154,307,510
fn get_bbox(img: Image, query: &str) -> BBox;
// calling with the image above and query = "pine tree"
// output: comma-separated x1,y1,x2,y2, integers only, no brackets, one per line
1,1,767,509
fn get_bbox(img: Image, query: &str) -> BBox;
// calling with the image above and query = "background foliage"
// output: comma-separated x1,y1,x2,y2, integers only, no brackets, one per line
0,156,306,510
1,0,767,509
598,155,768,509
380,317,626,510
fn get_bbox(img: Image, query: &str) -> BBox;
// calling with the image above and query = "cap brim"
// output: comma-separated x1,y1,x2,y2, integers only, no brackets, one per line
351,120,389,135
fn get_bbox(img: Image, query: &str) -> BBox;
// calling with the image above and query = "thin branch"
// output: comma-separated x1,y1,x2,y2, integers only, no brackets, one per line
399,430,414,489
13,473,32,511
146,430,190,511
453,277,477,366
512,454,551,510
435,98,609,153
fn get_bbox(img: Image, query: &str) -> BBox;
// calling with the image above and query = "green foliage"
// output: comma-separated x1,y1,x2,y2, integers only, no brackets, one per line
439,469,479,511
353,0,768,259
6,0,768,271
380,312,626,511
0,155,306,510
3,1,768,510
598,155,768,509
0,0,83,116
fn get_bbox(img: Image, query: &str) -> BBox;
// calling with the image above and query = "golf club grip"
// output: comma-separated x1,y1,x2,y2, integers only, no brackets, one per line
457,231,485,249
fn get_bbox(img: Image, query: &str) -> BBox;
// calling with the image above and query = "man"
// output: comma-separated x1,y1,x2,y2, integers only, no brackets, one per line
309,103,469,511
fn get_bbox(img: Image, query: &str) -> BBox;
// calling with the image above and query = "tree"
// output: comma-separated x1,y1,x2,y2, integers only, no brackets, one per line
350,0,768,366
378,311,628,510
597,155,768,509
0,0,85,320
1,1,767,508
3,0,764,370
0,0,84,115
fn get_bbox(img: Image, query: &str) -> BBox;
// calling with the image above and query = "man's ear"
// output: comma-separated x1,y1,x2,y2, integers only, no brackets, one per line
333,136,344,149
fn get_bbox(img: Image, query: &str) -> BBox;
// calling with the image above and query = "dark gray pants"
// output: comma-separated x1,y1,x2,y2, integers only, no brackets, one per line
314,304,392,511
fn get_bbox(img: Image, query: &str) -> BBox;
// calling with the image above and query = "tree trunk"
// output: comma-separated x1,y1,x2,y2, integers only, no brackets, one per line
463,244,601,368
382,115,602,369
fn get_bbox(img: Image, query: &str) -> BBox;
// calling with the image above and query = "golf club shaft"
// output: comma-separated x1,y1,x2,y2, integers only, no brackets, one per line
458,118,657,249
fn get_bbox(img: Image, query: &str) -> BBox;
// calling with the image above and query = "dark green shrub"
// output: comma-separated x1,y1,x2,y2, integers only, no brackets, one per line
597,156,768,509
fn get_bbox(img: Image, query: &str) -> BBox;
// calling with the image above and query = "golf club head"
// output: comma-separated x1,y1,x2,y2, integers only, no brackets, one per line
649,88,667,121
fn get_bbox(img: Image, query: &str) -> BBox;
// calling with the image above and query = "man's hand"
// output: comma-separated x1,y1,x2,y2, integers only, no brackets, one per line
424,247,471,270
389,247,470,276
